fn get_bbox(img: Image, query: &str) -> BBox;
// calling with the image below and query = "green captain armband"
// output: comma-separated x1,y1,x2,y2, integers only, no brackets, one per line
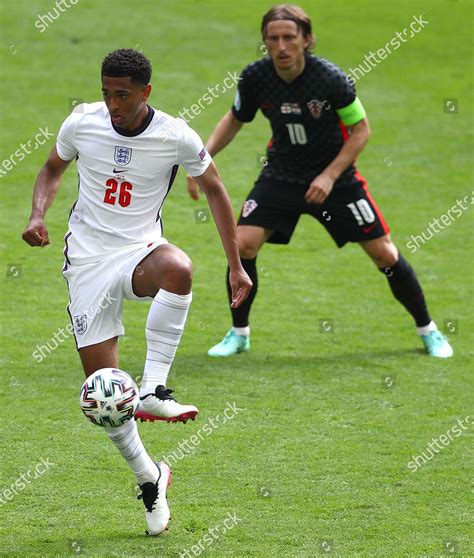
336,97,366,126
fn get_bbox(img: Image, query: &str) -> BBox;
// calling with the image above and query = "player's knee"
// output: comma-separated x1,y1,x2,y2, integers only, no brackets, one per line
372,241,398,268
182,256,193,282
159,253,193,293
238,238,259,259
172,255,193,283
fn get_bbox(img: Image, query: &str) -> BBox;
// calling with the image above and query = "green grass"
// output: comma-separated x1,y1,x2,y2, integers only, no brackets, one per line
0,0,473,556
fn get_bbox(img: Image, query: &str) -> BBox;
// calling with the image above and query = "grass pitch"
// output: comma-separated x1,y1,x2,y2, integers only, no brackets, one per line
0,0,473,556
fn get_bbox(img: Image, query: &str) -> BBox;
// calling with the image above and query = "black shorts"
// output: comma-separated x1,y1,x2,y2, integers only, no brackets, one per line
237,174,390,247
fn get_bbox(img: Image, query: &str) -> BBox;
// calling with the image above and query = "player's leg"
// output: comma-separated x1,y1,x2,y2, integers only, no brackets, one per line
360,235,453,357
360,234,431,325
129,244,198,422
208,225,271,357
208,177,299,357
314,180,452,357
79,340,160,488
78,337,119,376
78,339,169,534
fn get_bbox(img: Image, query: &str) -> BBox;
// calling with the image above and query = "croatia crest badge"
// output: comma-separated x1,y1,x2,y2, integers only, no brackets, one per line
307,99,324,119
242,199,258,218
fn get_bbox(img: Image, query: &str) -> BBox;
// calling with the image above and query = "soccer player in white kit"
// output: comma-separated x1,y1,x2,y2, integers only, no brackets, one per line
22,49,252,535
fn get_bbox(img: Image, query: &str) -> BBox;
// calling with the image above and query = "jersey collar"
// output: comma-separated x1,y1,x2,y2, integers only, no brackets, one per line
271,51,311,86
111,105,155,137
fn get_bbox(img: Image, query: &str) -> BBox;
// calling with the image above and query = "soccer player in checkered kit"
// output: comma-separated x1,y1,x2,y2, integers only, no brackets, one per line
187,4,453,359
23,49,252,535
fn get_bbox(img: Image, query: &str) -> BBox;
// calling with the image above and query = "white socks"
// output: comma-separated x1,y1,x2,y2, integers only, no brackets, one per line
140,289,192,397
416,320,437,336
105,420,158,485
104,289,192,485
233,326,250,337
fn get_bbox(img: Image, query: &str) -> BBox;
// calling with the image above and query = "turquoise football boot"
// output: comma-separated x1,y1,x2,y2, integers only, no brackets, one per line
207,329,250,357
420,330,453,358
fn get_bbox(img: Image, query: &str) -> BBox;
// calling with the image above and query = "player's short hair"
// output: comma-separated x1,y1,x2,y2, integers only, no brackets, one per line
261,4,314,51
101,49,152,86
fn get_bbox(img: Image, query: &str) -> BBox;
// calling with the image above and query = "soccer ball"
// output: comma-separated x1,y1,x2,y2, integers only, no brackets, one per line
79,368,139,427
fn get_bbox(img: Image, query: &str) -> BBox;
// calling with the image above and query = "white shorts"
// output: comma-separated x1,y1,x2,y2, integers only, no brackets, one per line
63,240,167,349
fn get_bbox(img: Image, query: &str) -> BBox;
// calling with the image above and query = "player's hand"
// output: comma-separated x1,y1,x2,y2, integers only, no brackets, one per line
229,267,253,308
22,216,50,247
305,173,335,204
186,174,202,201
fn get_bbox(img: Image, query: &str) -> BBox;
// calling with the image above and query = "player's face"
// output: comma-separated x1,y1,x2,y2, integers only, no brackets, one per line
101,76,151,130
264,20,311,73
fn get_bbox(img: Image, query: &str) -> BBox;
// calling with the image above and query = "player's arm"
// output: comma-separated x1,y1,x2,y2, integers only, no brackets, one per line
322,116,370,182
306,115,370,204
205,110,245,157
192,160,252,308
22,146,72,247
187,111,244,200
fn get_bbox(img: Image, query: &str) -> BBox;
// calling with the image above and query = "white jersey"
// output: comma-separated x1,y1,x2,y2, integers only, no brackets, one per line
56,102,212,264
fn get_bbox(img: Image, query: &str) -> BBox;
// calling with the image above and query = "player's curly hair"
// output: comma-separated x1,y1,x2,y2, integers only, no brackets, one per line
261,4,315,51
101,49,152,86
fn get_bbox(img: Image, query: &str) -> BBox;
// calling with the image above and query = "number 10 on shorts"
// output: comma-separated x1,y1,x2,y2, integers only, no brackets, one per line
347,199,375,225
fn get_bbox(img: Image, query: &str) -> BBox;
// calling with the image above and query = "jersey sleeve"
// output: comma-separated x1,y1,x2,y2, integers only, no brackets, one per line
177,121,212,177
330,67,356,110
231,66,259,123
330,67,367,126
56,112,79,161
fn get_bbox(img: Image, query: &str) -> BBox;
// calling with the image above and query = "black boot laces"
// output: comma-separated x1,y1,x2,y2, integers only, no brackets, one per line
140,385,177,402
137,468,162,513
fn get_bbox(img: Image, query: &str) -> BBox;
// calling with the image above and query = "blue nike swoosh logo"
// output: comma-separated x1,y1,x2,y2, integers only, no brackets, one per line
113,168,128,173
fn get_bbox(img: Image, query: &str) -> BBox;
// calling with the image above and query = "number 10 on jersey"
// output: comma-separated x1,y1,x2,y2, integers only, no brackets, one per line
286,123,307,145
103,178,133,207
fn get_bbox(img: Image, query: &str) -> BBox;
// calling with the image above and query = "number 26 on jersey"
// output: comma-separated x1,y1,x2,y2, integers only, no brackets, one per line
103,178,133,207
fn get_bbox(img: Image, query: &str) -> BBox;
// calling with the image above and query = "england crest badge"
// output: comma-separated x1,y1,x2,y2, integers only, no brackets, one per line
74,314,88,335
114,145,132,166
